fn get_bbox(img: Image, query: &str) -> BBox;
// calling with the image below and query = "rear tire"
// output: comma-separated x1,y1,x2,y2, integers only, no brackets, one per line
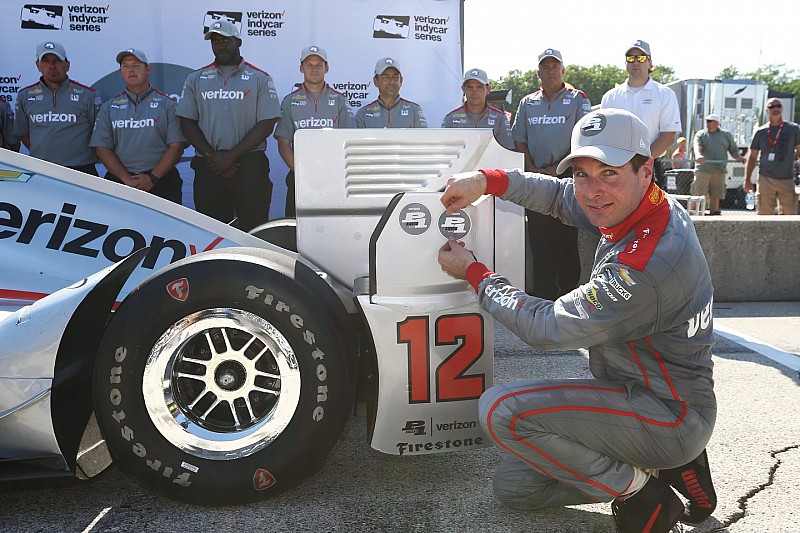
249,218,297,252
93,248,355,505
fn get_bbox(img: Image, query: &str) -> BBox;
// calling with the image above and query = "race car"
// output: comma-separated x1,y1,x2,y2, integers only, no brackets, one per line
0,129,524,505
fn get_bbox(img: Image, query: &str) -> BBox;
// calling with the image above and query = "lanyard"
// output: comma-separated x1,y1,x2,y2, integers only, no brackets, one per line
767,122,784,150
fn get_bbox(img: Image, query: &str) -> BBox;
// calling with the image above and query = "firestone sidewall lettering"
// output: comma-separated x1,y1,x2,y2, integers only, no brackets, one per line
244,285,330,423
396,437,483,455
0,200,222,270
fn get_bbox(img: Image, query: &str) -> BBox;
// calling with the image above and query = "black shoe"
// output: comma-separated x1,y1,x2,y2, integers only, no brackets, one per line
612,476,683,533
660,449,717,524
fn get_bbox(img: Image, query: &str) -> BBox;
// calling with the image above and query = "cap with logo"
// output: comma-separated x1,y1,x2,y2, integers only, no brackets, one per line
36,41,67,61
204,19,241,40
626,39,651,57
556,109,651,174
538,48,563,65
705,113,720,122
301,45,327,63
116,48,149,65
375,57,401,76
463,68,489,85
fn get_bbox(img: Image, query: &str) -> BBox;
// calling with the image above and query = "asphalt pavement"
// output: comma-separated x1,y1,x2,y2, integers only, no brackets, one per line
1,301,798,532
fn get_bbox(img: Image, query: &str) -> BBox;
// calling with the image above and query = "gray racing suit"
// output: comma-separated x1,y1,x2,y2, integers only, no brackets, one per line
471,168,716,509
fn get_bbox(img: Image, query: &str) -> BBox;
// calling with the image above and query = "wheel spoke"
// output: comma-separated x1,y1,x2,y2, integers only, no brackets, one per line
180,356,209,366
203,331,221,357
253,385,279,396
176,371,205,381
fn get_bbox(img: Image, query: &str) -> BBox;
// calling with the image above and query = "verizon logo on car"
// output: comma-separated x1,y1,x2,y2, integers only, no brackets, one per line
201,89,248,100
30,111,80,123
112,117,157,129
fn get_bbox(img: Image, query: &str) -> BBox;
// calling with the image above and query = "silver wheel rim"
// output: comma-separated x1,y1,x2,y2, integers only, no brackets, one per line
142,308,301,460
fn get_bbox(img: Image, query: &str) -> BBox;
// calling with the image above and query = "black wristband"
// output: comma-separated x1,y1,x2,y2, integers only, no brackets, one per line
147,172,160,185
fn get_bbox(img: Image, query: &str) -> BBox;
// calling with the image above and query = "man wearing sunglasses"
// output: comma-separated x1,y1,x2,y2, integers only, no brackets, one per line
744,98,800,214
601,40,681,189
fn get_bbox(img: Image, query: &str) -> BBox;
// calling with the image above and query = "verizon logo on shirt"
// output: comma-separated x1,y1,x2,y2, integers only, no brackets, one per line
200,89,249,100
30,111,80,123
112,118,157,129
526,115,567,125
294,117,335,128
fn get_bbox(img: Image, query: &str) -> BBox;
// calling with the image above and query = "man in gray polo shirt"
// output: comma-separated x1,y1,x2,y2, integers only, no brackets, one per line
177,19,281,230
355,58,427,128
90,48,185,204
0,101,20,151
442,68,513,150
275,45,354,217
512,48,591,300
14,41,101,174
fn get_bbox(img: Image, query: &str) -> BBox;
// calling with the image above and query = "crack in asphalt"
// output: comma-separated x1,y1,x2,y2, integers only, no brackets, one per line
710,443,799,531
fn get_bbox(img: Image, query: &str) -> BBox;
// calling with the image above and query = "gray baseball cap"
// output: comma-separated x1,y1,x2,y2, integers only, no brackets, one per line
301,45,327,62
626,39,651,56
538,48,563,64
556,109,651,174
204,19,241,40
116,48,149,64
375,57,401,76
36,41,67,61
463,68,489,85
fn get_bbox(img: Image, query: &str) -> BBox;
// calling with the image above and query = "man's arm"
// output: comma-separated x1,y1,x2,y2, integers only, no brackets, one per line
94,147,142,188
651,131,677,161
150,142,185,182
277,135,294,171
692,132,704,164
514,141,536,172
744,147,759,192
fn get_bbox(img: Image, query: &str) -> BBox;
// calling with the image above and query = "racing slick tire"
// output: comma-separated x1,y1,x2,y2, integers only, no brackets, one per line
249,218,297,253
93,247,356,505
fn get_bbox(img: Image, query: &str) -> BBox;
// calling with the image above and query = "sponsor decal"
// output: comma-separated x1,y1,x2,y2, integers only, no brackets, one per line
0,200,224,270
573,292,589,319
609,274,633,300
596,279,618,302
396,437,483,456
627,227,651,255
200,89,249,100
294,117,336,128
0,170,33,182
527,114,567,125
581,113,607,136
687,299,713,338
437,209,470,239
23,4,112,32
244,10,286,38
403,420,426,435
618,267,637,286
649,186,666,206
30,111,79,123
166,278,189,302
253,468,277,491
112,117,157,129
584,286,603,311
372,14,451,42
398,203,431,235
484,284,520,310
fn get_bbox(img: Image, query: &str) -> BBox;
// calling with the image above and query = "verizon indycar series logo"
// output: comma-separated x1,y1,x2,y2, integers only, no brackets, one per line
22,4,111,32
373,14,451,42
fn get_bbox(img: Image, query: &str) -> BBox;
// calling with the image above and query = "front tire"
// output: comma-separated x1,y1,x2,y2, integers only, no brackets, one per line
93,248,355,505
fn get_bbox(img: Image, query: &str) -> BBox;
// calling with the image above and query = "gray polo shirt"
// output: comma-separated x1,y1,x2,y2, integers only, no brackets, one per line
512,86,591,169
750,121,800,180
274,83,354,141
355,97,427,128
1,101,19,148
176,59,280,152
14,77,100,166
441,104,514,150
90,87,185,173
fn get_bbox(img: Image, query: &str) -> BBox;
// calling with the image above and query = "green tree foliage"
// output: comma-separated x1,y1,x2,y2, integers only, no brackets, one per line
492,64,678,120
717,63,800,122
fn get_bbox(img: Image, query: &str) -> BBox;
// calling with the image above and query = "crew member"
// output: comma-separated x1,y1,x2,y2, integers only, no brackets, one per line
14,41,100,174
177,19,281,230
355,58,427,128
275,45,354,217
0,101,20,151
90,48,185,203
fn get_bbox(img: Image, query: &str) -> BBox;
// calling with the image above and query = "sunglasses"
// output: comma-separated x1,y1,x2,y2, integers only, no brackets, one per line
767,104,782,109
625,54,650,63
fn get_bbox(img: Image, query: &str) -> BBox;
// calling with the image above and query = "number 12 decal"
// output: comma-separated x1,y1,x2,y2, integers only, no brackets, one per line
397,314,486,404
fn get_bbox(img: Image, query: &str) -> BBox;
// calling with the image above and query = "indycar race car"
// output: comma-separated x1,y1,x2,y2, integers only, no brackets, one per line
0,129,524,505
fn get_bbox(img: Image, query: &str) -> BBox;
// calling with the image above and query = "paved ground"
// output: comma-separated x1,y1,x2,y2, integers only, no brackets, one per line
1,302,798,532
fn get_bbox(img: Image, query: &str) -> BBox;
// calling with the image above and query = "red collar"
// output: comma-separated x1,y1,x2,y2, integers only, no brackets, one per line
600,182,667,243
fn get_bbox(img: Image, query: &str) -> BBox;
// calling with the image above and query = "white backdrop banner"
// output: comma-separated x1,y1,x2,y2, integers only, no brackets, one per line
2,0,465,216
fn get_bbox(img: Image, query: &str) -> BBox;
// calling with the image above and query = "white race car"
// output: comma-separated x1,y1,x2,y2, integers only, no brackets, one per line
0,129,523,505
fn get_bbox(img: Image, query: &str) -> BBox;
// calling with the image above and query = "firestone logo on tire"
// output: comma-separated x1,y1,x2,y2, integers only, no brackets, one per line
253,468,277,491
167,278,189,301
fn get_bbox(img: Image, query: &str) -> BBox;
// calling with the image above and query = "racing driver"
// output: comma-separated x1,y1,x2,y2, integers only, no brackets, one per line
437,108,717,533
